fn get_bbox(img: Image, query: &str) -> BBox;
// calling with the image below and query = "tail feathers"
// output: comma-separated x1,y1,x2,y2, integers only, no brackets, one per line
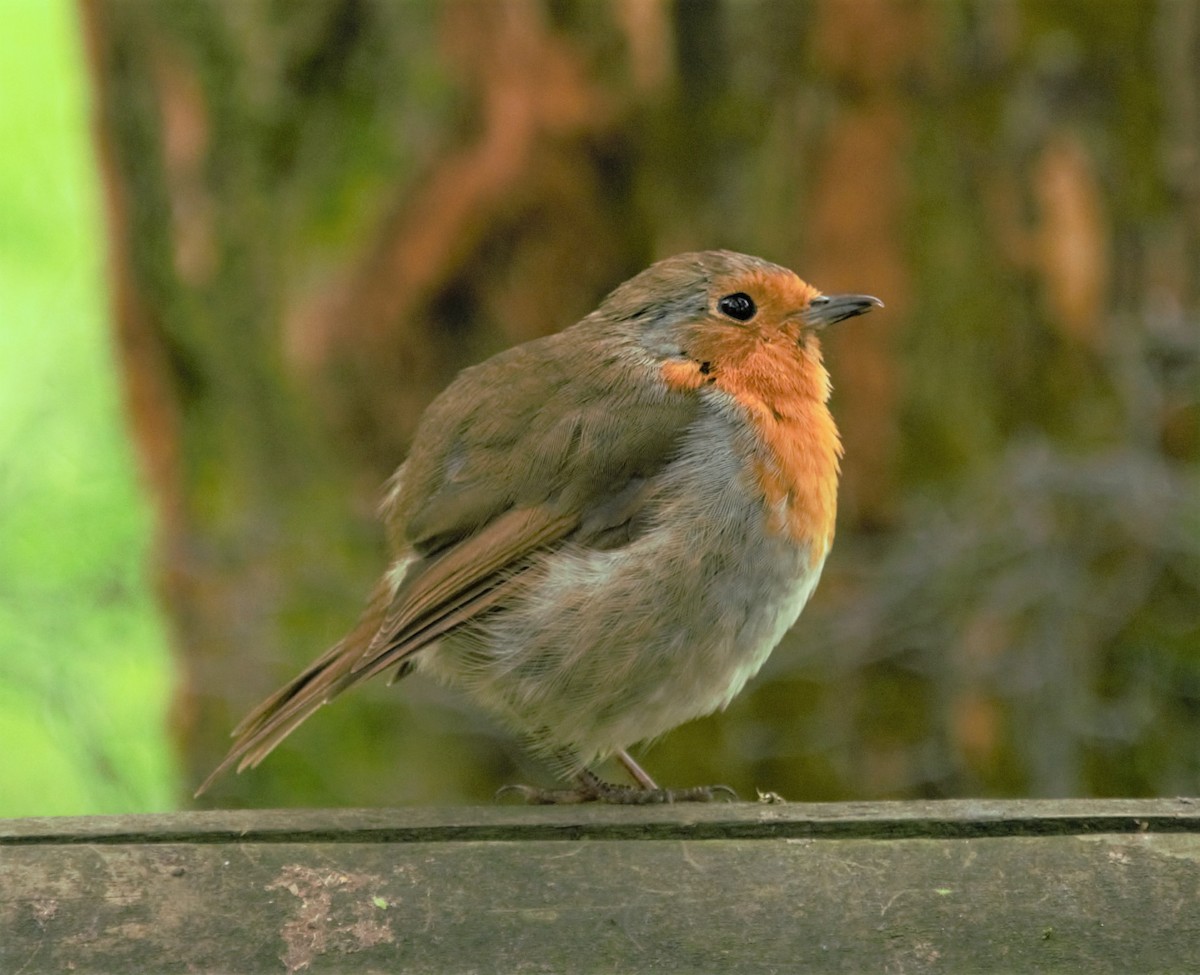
194,578,393,797
195,503,578,798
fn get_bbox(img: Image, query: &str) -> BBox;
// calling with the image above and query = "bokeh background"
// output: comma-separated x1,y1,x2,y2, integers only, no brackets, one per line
3,0,1198,817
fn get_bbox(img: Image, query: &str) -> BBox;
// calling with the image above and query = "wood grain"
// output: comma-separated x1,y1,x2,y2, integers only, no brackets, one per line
4,800,1199,973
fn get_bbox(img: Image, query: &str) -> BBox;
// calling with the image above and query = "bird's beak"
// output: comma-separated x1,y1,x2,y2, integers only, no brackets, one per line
802,293,884,329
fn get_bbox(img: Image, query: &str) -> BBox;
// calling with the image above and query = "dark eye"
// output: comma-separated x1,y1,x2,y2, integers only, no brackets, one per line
717,292,756,322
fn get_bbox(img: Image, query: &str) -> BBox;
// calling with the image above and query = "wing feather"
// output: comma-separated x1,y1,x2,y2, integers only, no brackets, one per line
197,325,701,795
195,505,577,792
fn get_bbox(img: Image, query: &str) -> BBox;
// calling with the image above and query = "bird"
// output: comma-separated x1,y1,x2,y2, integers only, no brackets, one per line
197,250,881,803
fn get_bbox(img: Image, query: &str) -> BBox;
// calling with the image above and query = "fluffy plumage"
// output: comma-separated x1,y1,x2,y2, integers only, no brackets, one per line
197,250,880,798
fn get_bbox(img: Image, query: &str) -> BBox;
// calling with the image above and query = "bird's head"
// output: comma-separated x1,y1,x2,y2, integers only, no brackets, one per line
595,250,881,396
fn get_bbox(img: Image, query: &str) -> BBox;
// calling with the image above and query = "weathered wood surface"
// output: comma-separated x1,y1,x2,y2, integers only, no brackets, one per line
3,799,1199,974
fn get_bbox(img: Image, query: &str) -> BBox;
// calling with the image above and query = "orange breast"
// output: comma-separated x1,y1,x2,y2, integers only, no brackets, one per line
662,331,841,565
748,397,841,566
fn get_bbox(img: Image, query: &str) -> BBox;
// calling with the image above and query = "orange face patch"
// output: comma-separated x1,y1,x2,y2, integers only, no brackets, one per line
712,268,823,330
671,268,843,561
718,338,841,564
659,358,709,392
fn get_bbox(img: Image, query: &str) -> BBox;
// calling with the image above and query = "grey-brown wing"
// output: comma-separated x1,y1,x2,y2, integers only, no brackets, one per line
197,331,697,792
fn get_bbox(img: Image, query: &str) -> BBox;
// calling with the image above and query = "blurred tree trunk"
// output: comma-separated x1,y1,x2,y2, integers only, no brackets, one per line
81,0,1199,807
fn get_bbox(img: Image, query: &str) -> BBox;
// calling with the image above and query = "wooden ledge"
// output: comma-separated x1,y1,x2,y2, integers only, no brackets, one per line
4,796,1200,843
4,799,1199,973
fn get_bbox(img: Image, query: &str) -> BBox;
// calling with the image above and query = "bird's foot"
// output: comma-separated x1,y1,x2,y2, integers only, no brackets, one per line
497,773,737,805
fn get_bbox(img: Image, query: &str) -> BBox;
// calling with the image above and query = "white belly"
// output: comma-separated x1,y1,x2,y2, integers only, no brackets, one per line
420,403,831,767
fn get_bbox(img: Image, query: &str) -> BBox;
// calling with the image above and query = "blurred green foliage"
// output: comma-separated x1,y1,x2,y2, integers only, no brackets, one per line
0,0,177,816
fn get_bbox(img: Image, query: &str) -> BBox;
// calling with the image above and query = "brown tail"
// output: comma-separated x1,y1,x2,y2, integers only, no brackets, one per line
193,578,393,797
195,505,578,797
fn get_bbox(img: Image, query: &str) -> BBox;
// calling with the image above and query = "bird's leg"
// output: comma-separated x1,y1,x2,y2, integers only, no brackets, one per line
497,755,738,804
570,768,738,804
607,750,739,802
615,748,658,789
495,768,635,804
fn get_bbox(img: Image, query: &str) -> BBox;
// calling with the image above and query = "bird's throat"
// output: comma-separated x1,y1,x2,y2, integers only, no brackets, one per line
715,337,841,565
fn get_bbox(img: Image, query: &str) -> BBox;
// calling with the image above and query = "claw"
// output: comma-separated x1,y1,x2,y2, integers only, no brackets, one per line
495,783,594,805
496,778,739,805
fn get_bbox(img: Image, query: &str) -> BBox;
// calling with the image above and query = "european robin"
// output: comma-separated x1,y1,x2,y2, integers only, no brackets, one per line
198,250,880,802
